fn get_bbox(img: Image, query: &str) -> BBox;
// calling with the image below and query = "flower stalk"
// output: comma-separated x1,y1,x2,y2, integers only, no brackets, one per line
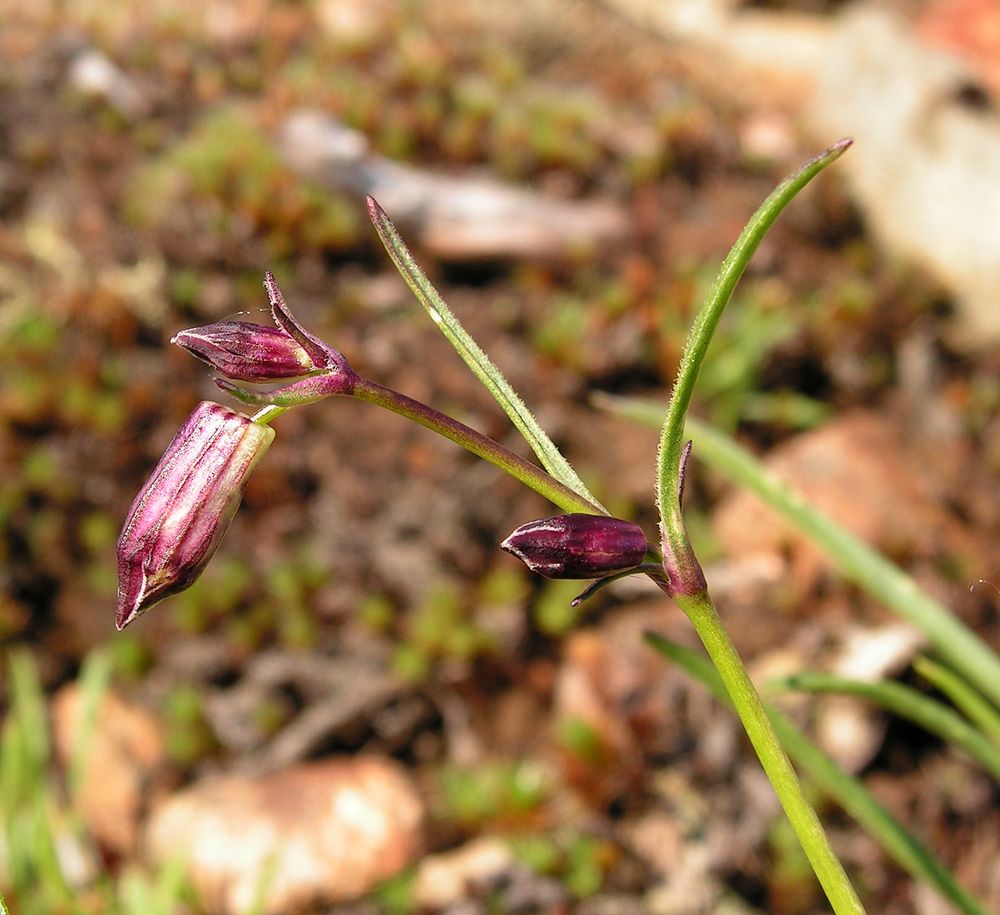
649,139,865,914
352,377,602,515
670,589,864,914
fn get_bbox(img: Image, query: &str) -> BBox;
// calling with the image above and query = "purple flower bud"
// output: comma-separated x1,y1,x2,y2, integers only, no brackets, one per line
171,322,315,382
171,272,357,401
116,402,274,629
501,513,647,579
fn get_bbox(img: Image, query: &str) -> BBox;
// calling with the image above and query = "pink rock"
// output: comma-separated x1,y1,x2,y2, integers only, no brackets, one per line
52,684,165,854
145,756,424,914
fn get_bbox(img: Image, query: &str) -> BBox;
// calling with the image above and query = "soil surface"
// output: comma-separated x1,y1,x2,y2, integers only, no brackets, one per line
1,1,998,913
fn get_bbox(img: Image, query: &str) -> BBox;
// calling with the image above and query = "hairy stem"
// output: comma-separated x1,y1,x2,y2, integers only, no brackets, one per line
670,589,866,915
353,378,604,515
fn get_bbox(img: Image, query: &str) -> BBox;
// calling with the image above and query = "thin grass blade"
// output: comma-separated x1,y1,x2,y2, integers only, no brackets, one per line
645,634,990,915
915,656,1000,747
599,394,1000,710
771,672,1000,781
68,648,114,803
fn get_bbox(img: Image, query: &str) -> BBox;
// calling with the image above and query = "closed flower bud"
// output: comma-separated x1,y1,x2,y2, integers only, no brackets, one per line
501,513,647,579
172,271,358,406
116,402,274,629
171,322,315,382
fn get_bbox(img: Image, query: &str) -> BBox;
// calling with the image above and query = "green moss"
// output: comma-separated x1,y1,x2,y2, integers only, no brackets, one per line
371,867,417,914
391,644,430,684
168,268,203,309
478,567,529,607
0,313,60,356
563,835,608,898
108,633,154,680
400,581,499,672
359,594,395,633
531,296,588,369
509,832,612,899
123,107,360,260
277,605,317,650
250,695,292,739
555,715,604,764
22,447,60,490
163,684,217,765
435,759,547,829
533,580,585,636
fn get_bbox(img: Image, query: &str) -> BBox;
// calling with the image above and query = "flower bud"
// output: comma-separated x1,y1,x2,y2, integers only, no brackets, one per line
172,272,358,406
501,513,647,579
116,402,274,629
171,322,315,382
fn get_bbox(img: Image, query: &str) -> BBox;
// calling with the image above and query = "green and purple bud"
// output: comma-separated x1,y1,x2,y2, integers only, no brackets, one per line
115,401,274,629
501,513,648,579
171,322,315,382
172,271,357,405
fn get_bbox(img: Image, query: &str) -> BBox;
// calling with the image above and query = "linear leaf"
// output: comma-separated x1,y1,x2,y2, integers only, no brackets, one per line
646,634,990,915
367,196,603,512
772,672,1000,781
599,394,1000,711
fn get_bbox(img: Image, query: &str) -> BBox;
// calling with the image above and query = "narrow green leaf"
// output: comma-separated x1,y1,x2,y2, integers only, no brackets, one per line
915,656,1000,747
772,672,1000,782
10,649,50,770
656,141,851,545
0,714,28,888
366,196,604,512
119,852,192,915
599,394,1000,711
68,648,114,803
246,852,281,915
4,650,75,904
645,634,990,915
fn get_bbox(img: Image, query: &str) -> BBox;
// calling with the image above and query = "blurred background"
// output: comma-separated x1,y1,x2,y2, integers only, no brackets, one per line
1,0,999,912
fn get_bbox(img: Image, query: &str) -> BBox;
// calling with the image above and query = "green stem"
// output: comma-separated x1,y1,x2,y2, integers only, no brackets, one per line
251,404,289,426
773,672,1000,781
247,373,604,513
657,140,851,550
353,377,603,515
644,143,860,909
673,591,866,915
647,634,989,915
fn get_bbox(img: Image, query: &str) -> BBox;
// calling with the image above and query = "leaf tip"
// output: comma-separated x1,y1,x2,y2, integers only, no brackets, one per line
812,137,854,168
365,194,384,221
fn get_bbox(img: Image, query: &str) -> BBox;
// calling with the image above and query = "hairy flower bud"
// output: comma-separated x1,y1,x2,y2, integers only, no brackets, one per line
171,322,315,382
116,402,274,629
172,271,357,406
501,513,647,579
